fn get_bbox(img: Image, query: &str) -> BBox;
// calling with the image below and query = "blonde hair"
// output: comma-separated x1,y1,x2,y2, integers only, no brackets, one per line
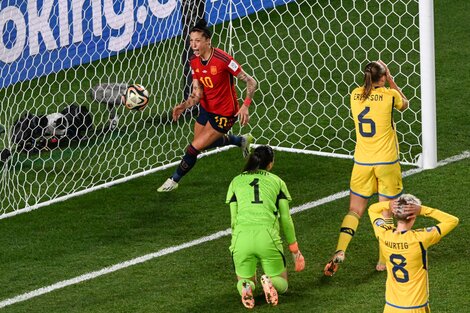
394,194,421,221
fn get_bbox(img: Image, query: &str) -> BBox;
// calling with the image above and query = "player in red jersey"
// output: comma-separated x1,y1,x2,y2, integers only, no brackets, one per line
158,19,257,192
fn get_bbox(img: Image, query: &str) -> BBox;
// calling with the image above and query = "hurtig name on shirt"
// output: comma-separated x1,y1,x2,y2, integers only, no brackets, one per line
385,241,409,250
353,93,384,101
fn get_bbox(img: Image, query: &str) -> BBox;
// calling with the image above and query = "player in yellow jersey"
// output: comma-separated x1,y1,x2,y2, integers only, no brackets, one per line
369,194,459,312
324,61,410,276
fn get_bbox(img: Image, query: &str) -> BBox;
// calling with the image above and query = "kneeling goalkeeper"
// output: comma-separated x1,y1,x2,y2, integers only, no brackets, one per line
226,145,305,309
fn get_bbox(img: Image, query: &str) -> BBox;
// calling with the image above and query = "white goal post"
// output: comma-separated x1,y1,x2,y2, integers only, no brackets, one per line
418,0,437,169
0,0,436,217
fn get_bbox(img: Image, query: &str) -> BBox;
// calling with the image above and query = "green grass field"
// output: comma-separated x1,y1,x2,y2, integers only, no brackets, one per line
0,0,424,213
0,0,469,312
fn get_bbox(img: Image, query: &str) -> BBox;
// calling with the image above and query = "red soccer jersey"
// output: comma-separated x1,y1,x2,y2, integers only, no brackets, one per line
190,48,242,116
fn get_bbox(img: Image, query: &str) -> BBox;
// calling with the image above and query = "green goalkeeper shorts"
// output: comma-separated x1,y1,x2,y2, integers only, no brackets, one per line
230,227,286,278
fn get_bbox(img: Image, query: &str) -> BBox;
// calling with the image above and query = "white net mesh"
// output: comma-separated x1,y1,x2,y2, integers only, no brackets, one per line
224,0,422,162
0,0,423,216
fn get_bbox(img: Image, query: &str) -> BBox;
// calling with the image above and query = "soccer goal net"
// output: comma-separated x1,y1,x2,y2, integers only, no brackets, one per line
0,0,434,217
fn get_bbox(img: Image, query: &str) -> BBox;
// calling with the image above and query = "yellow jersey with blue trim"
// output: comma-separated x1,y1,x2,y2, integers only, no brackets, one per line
350,86,404,164
370,205,442,310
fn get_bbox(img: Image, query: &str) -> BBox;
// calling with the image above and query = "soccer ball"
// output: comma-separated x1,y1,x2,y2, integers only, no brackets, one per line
123,84,149,111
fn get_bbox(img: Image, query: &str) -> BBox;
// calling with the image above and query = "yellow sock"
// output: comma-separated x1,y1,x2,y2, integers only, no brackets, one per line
335,211,360,252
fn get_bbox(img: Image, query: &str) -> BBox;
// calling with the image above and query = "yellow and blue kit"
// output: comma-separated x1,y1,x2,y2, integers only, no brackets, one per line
350,86,405,198
369,202,459,312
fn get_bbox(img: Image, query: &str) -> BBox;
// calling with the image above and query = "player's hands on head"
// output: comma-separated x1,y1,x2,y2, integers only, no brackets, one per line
172,103,186,121
378,60,393,83
289,242,305,272
235,105,250,126
403,203,421,220
391,200,421,220
389,199,399,211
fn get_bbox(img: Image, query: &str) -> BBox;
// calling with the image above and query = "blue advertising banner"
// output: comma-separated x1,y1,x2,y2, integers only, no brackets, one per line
0,0,295,88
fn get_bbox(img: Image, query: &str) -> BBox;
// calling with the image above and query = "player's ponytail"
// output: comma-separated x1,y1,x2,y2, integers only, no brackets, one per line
190,19,212,39
243,145,274,172
361,61,386,101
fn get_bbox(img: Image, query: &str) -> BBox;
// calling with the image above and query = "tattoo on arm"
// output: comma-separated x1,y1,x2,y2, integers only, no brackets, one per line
238,70,257,100
184,80,202,108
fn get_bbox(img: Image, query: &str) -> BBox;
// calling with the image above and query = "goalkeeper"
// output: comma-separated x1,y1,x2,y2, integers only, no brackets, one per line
226,145,305,309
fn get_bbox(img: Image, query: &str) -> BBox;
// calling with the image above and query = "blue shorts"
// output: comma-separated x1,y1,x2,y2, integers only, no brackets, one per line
196,106,237,134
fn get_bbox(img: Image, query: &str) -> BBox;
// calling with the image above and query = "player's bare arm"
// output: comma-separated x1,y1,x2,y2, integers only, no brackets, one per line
172,79,203,121
237,70,257,100
378,60,409,111
235,70,257,126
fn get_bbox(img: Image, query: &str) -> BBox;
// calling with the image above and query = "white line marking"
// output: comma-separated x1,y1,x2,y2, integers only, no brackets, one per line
1,146,234,220
0,229,232,309
0,151,468,309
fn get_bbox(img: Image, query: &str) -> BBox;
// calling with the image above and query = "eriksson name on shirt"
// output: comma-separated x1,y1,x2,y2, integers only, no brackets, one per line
353,93,384,101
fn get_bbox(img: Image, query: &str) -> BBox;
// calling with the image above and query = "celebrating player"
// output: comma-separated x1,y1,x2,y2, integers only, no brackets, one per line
226,145,305,309
324,60,410,276
158,19,257,192
368,194,459,312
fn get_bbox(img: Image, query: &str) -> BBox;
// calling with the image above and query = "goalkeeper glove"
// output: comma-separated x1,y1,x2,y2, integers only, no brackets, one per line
289,242,305,272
